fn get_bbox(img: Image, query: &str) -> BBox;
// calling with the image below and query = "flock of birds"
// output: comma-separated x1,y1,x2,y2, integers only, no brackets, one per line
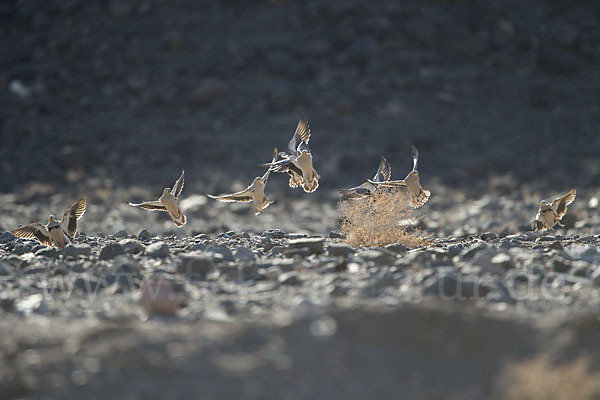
9,118,578,250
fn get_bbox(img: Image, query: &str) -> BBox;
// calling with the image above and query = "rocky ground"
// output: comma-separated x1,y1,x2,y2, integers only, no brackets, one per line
2,0,600,398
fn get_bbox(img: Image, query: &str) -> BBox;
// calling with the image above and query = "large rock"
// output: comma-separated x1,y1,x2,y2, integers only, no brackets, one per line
99,243,125,260
145,242,170,258
177,253,215,279
286,238,325,255
64,244,92,258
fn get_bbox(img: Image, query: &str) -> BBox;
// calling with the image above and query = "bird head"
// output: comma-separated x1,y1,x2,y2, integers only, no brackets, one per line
539,200,550,209
48,215,56,222
254,177,262,185
163,188,171,195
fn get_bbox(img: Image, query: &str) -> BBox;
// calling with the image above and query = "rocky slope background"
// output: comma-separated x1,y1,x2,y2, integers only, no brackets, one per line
1,0,600,398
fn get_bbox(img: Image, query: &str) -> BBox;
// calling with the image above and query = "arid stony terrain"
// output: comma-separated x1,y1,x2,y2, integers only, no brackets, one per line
1,0,600,399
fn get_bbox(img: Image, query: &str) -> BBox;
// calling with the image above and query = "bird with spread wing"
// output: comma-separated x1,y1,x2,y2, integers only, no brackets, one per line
368,145,430,208
129,170,186,227
339,156,392,200
531,189,576,231
12,198,87,249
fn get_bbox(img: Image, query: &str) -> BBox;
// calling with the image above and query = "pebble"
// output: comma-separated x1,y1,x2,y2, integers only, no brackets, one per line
233,246,255,262
35,247,59,259
0,232,15,244
177,253,215,279
327,244,355,257
118,239,146,255
205,245,233,262
138,229,151,240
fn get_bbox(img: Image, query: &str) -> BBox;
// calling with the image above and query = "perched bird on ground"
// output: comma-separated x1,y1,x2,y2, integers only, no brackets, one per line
12,198,87,249
531,189,576,231
129,170,186,227
208,151,276,215
265,117,320,193
368,145,430,208
339,156,392,199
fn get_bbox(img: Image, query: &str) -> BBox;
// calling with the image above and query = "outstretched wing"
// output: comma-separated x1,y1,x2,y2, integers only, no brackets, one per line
129,201,167,211
372,157,391,183
60,198,87,237
207,186,253,203
339,182,375,199
288,117,310,154
411,145,419,171
12,223,53,246
552,189,576,219
261,149,277,184
171,170,185,198
367,179,408,188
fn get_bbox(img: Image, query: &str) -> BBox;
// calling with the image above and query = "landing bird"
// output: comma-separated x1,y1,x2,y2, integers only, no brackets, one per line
265,117,320,193
129,170,186,227
339,156,392,199
368,145,430,208
208,152,275,215
531,189,576,231
12,198,87,249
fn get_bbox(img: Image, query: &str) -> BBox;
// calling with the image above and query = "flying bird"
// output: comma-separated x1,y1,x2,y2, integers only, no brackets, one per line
129,170,186,227
368,145,430,208
208,151,276,215
265,117,320,193
531,189,576,231
339,156,392,199
11,198,87,249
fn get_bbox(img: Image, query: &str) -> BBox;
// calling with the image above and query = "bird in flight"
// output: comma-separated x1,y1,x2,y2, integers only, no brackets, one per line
12,198,87,249
129,170,186,227
265,117,320,193
339,156,392,199
208,150,276,215
368,145,430,208
531,189,576,231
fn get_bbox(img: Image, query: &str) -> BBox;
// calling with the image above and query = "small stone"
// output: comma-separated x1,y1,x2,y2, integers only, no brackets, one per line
548,241,563,250
177,253,215,279
145,242,170,258
16,294,47,315
480,232,497,241
99,243,125,260
358,249,397,266
490,253,514,270
263,229,285,239
118,239,145,254
63,244,92,258
233,246,255,262
14,244,32,255
286,238,324,255
114,229,129,238
329,231,342,239
138,229,151,240
327,244,355,257
384,243,410,254
189,243,206,252
35,247,59,259
538,236,556,242
0,231,15,244
278,272,302,286
552,258,571,273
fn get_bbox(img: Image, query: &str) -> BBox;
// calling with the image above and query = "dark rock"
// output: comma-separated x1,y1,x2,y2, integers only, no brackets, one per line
145,241,170,258
480,232,497,241
14,244,32,255
114,229,129,238
205,245,233,262
0,231,15,244
287,238,324,255
118,239,145,254
99,243,125,260
63,244,92,258
327,244,355,257
74,275,108,293
35,247,59,259
329,231,342,239
138,229,151,240
177,253,215,279
263,229,285,239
